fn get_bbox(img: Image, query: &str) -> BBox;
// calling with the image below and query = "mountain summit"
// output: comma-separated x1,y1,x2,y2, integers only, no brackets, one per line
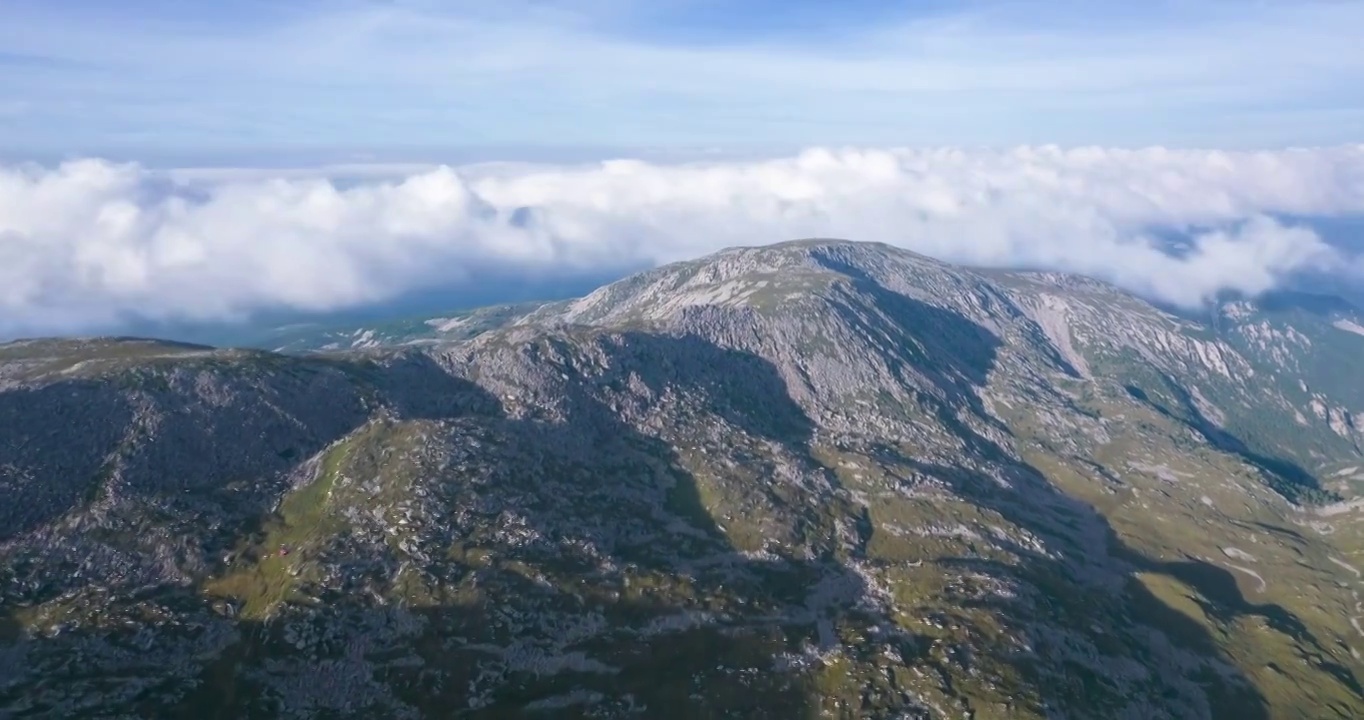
3,240,1364,718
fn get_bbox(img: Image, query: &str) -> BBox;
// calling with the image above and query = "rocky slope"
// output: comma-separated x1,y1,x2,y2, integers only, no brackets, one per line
3,239,1364,719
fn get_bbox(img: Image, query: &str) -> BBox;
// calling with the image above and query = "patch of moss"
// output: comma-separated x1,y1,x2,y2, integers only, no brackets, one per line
202,433,355,619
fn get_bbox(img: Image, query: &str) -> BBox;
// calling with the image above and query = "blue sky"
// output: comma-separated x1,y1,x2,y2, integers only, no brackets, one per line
0,0,1362,161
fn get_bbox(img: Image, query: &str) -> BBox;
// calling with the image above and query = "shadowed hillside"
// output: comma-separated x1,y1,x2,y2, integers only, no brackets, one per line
4,240,1363,718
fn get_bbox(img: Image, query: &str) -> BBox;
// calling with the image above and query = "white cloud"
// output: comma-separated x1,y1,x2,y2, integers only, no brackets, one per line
3,145,1364,336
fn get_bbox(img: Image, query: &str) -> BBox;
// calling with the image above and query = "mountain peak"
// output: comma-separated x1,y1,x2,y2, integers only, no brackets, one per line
527,238,963,329
4,240,1364,718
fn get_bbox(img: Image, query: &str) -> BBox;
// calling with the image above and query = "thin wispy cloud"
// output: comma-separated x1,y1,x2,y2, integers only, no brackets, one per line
0,1,1361,153
3,146,1363,336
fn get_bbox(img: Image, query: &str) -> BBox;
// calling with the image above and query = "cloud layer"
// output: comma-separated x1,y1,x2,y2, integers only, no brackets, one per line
3,145,1364,336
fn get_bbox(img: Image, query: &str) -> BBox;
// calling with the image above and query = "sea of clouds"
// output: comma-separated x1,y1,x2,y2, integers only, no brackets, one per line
3,145,1364,337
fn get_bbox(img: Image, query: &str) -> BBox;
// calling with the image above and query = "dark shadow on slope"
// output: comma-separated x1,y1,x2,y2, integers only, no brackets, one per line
2,335,885,719
1142,557,1363,708
892,383,1361,716
0,352,431,622
1,312,1335,718
1142,558,1310,642
0,380,135,540
594,317,1287,715
357,350,506,420
690,260,1304,714
0,350,391,545
800,252,1056,483
225,335,889,717
810,250,999,390
1123,379,1339,505
582,331,817,444
1135,556,1364,700
740,263,1290,715
895,454,1283,719
0,613,19,643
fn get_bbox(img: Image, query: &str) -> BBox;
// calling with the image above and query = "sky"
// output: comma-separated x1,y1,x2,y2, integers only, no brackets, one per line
2,0,1363,156
1,1,1363,338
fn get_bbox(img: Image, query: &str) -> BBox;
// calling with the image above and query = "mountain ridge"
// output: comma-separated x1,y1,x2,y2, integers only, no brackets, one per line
3,239,1364,718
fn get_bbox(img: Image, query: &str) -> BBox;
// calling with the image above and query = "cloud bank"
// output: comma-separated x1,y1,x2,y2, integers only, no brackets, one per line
3,145,1364,336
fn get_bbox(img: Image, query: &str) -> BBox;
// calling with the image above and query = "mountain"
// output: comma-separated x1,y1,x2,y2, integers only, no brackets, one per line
3,239,1364,719
250,302,548,354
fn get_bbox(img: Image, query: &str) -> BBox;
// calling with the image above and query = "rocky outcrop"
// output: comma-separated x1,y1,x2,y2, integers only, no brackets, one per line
2,240,1362,719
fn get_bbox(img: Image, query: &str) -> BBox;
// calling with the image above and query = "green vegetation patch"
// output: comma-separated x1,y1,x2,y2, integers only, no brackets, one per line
201,432,358,619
